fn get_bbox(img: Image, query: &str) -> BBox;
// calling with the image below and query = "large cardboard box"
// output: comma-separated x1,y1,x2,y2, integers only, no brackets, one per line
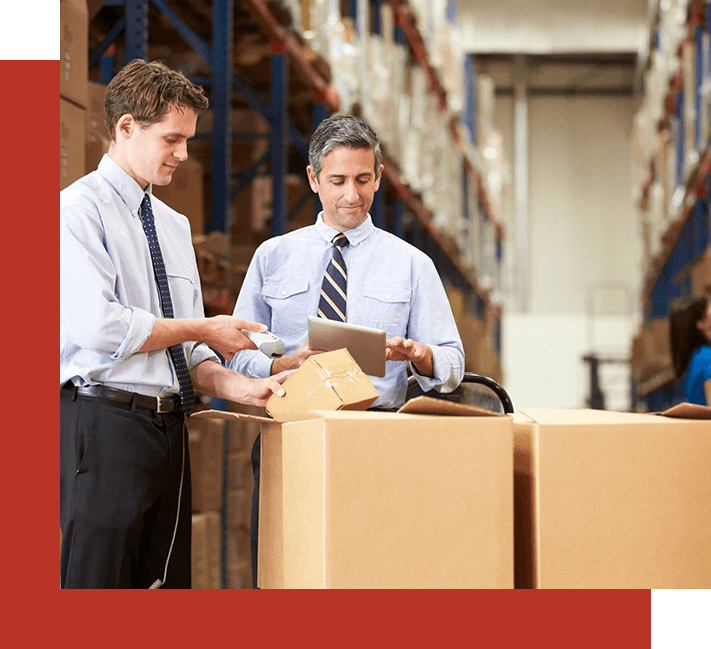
514,405,711,589
60,97,86,190
193,396,514,589
60,0,89,108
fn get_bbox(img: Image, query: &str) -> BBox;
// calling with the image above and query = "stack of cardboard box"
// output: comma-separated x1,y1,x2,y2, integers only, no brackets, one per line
84,81,109,175
187,402,263,589
223,404,262,589
60,0,88,190
187,416,224,588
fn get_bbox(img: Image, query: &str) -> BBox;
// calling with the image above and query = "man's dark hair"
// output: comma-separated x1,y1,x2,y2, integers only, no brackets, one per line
104,59,209,141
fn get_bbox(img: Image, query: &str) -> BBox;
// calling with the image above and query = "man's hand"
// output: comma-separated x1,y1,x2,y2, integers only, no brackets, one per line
191,361,295,408
224,369,295,407
386,337,434,377
140,316,267,360
270,341,326,375
201,316,264,360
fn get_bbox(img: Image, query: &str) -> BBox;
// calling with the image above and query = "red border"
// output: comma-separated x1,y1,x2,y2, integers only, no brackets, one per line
1,57,652,644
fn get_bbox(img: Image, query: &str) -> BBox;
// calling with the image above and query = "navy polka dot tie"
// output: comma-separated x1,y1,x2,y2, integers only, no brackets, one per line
140,194,195,417
317,233,349,321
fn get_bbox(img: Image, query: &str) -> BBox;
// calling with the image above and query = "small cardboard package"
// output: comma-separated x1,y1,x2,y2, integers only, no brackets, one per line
191,350,514,589
514,405,711,589
265,348,379,422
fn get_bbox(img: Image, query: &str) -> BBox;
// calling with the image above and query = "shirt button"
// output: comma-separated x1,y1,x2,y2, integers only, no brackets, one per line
281,290,286,295
386,294,390,299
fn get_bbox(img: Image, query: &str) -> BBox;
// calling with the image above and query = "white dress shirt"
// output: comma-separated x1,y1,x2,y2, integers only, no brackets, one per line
60,155,218,396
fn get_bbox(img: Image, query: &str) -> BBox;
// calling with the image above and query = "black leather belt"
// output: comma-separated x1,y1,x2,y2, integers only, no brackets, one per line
63,382,182,413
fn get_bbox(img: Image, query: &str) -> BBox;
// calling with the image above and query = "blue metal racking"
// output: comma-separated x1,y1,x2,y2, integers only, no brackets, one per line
637,1,711,411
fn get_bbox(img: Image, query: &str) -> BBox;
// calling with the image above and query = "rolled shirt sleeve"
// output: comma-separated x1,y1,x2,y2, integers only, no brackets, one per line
60,198,156,359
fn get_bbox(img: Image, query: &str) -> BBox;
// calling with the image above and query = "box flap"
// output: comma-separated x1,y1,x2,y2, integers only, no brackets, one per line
396,396,506,417
190,409,274,424
516,407,666,425
658,403,711,420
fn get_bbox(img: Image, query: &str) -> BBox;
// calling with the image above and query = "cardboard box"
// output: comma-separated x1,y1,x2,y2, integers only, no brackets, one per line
191,512,222,589
60,97,86,190
85,81,110,173
265,348,380,422
227,559,252,589
514,405,711,589
192,397,514,589
226,527,251,568
152,158,205,235
60,0,89,108
227,488,251,530
187,416,224,512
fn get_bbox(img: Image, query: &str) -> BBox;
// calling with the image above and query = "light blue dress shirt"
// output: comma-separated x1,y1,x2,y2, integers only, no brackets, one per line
229,214,464,409
60,154,219,396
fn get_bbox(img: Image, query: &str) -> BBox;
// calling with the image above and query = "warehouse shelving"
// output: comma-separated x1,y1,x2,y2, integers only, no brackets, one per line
633,0,711,411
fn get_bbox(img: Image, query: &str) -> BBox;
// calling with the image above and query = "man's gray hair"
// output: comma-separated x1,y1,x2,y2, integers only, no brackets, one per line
308,115,382,179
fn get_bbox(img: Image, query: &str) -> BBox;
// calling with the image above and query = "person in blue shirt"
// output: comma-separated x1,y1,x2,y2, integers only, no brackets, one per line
229,114,465,587
60,60,290,589
669,295,711,405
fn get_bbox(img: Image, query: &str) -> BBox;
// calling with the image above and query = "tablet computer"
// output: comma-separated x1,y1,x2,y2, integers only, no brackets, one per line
308,316,387,377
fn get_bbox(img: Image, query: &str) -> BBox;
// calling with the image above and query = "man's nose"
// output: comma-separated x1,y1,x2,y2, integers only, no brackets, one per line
344,180,358,202
175,140,188,161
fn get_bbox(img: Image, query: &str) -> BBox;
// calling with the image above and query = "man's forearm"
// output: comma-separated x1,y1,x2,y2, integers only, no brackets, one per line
139,318,204,352
411,345,434,378
190,359,238,400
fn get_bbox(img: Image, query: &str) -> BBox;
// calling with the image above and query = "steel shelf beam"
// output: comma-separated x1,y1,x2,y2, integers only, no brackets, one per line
270,43,288,237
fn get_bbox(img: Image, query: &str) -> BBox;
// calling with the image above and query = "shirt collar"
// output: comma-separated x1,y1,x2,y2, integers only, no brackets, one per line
314,212,375,246
98,154,152,218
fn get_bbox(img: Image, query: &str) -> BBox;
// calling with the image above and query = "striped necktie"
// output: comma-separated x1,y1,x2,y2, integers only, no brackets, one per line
140,193,195,417
317,233,349,321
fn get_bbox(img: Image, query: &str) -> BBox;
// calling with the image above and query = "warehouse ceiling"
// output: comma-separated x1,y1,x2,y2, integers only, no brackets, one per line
473,52,639,97
460,0,646,97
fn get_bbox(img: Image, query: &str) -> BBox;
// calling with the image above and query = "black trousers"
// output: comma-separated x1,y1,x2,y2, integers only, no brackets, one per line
60,386,192,588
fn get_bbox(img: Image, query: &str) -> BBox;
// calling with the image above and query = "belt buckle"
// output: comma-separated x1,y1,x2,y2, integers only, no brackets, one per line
156,395,175,413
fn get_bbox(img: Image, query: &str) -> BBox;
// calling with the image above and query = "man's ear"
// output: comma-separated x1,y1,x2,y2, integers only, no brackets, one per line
373,163,384,192
116,114,135,140
306,165,319,193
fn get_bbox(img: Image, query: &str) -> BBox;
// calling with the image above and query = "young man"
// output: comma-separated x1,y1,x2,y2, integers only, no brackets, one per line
230,115,465,586
60,59,289,589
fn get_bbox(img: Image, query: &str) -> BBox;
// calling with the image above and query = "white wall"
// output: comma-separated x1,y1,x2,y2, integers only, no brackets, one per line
494,94,643,409
527,95,641,314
